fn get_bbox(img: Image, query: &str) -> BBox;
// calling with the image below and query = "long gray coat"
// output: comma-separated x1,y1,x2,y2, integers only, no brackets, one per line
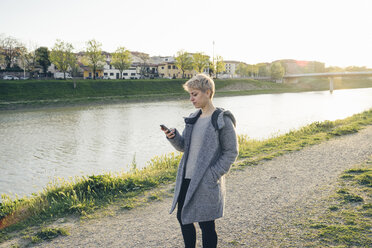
168,108,238,224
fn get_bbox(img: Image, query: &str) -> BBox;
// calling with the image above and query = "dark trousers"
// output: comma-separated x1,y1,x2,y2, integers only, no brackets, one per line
177,178,218,248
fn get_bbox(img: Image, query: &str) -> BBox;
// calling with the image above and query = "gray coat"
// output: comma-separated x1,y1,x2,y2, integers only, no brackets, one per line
168,108,238,224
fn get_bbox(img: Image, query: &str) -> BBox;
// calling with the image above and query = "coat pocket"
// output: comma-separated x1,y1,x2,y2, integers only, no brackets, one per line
203,168,219,189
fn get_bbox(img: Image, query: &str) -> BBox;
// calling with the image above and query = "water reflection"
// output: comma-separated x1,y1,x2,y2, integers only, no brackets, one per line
1,88,372,197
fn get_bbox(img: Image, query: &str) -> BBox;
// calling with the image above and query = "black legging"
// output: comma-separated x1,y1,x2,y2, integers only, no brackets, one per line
177,178,218,248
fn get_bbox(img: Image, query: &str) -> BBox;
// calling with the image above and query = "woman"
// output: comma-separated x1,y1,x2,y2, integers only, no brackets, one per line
161,74,238,247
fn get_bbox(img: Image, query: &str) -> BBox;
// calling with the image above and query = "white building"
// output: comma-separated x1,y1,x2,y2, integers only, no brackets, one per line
223,60,241,78
103,63,141,79
102,52,164,79
101,51,143,79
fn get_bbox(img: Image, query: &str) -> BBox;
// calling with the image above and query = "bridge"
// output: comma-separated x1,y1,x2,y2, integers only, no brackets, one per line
283,71,372,92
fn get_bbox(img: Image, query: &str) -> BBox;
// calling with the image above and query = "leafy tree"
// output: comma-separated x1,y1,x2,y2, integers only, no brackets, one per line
214,55,225,78
345,66,367,72
258,64,269,77
0,35,22,69
236,63,248,77
84,39,105,79
249,64,259,77
325,66,344,72
50,39,76,79
70,63,82,77
192,52,209,73
35,47,51,76
313,61,325,73
270,62,285,80
175,50,193,78
111,47,132,79
237,63,258,77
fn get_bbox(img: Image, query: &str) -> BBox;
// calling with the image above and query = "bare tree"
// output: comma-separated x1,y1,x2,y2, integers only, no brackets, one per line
0,35,22,69
19,42,39,78
137,52,150,78
0,34,5,68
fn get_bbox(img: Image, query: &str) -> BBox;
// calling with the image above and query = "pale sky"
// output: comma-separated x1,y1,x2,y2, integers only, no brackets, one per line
1,0,371,68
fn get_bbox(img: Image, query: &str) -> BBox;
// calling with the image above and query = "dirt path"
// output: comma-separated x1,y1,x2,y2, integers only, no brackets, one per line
8,126,372,247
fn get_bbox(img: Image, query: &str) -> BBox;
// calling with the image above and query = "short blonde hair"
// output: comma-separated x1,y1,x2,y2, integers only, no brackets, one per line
183,74,215,99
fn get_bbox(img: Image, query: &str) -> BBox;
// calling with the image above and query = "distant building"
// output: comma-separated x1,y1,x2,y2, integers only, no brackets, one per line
223,60,241,78
75,51,105,79
48,50,252,80
103,62,141,79
157,53,211,79
157,61,204,79
81,65,104,79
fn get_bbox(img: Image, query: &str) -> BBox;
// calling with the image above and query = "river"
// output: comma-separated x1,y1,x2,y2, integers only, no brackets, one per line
1,88,372,198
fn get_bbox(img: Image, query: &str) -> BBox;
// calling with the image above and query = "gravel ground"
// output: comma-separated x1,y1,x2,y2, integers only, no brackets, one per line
4,126,372,248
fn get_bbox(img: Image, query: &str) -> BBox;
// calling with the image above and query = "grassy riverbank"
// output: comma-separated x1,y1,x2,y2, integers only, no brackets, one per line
1,108,372,245
1,77,372,110
301,157,372,247
275,155,372,247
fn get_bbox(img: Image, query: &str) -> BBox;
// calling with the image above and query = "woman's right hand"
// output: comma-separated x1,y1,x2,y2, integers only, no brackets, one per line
162,128,175,139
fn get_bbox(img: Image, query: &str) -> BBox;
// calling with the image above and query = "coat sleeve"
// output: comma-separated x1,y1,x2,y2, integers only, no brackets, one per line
210,116,238,180
167,128,185,152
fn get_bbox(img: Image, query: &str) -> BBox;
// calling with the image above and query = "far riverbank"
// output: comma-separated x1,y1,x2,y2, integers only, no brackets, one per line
1,77,372,111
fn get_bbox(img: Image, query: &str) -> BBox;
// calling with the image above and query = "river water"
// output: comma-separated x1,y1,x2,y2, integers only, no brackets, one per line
1,88,372,198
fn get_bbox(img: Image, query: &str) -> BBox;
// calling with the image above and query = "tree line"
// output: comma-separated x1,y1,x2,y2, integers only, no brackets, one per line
0,34,227,80
235,62,285,80
0,34,228,80
174,50,225,79
0,35,132,80
2,34,370,81
235,60,371,80
0,35,51,78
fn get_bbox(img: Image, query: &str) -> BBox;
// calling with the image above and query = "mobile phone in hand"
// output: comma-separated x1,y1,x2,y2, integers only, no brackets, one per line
160,124,171,132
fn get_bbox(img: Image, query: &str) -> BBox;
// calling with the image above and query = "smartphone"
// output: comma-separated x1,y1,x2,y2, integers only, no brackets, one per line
160,124,171,132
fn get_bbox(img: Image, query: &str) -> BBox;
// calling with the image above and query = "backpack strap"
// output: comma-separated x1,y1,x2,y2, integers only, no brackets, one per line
211,108,223,149
211,108,236,148
211,108,222,131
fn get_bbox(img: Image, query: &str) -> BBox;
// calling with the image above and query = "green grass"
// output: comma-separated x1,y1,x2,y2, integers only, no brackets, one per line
0,78,281,110
0,153,181,241
1,108,372,245
304,158,372,247
0,79,188,102
0,78,291,105
26,227,69,244
236,110,372,167
1,77,372,110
